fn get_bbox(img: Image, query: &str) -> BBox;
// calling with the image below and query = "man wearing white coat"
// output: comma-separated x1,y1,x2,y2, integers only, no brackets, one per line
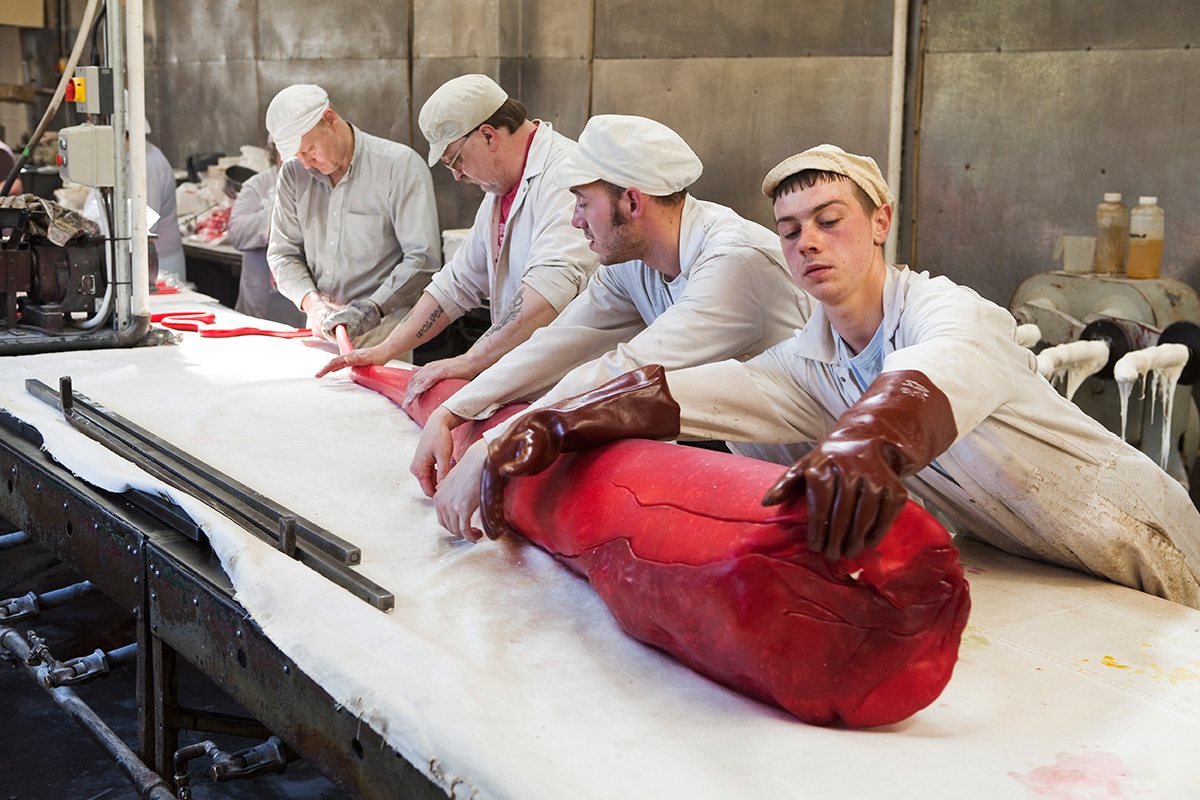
317,75,598,394
480,144,1200,609
422,115,813,538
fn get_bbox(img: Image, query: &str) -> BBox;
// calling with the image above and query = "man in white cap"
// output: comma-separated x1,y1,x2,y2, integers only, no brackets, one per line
266,84,440,345
416,114,813,534
315,74,597,391
476,144,1200,611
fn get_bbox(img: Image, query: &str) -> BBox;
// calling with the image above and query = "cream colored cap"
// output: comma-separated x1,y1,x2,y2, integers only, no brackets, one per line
419,75,508,166
761,144,894,209
266,85,331,160
553,114,702,196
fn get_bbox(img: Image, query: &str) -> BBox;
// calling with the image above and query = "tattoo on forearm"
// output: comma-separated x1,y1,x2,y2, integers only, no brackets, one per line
484,288,525,338
415,307,444,340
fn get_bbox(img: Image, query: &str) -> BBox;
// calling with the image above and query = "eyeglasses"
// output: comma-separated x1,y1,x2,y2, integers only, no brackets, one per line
442,127,478,172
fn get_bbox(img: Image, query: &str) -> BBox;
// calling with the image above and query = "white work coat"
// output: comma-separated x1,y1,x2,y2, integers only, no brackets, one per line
664,264,1200,608
444,195,813,421
424,122,597,322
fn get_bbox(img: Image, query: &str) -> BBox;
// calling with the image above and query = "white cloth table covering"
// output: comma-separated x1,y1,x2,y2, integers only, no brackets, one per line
1,290,1198,799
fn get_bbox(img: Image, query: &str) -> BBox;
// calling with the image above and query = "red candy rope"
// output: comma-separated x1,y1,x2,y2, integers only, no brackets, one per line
337,346,971,727
152,310,312,339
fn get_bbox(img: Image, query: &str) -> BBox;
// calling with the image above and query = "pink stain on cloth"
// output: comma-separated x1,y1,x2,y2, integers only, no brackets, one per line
341,353,972,729
1010,751,1136,799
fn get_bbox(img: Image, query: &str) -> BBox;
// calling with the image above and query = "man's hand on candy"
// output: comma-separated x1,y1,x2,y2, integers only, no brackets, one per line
410,407,463,498
432,443,487,542
322,298,382,340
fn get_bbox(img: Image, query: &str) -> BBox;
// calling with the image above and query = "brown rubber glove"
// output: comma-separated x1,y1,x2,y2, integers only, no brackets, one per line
762,370,957,561
481,365,682,539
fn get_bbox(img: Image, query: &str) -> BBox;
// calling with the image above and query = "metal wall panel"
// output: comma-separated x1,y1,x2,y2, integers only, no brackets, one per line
413,0,505,57
257,59,415,148
916,48,1200,306
414,0,592,59
927,0,1200,53
258,0,410,61
150,0,257,64
147,60,260,166
512,0,593,58
594,0,894,59
593,57,891,228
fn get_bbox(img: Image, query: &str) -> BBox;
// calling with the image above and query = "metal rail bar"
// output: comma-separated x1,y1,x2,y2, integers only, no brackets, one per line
26,377,361,564
21,378,393,612
0,623,178,800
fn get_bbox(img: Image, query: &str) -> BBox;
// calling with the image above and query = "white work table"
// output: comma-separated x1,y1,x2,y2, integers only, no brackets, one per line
2,291,1198,799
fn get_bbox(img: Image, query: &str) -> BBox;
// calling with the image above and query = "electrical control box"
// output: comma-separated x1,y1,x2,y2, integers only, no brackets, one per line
57,124,116,187
64,66,114,116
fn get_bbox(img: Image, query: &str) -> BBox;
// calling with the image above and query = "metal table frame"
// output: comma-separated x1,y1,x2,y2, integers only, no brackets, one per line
0,420,446,799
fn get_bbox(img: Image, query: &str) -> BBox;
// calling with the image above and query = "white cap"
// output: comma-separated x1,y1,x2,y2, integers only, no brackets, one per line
266,85,331,161
419,75,508,167
553,114,702,196
761,144,894,209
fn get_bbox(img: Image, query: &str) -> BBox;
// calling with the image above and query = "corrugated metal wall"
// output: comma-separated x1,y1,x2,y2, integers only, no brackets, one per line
128,0,1200,306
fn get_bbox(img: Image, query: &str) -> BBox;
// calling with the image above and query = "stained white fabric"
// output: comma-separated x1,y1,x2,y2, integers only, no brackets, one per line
443,195,813,421
2,290,1199,799
267,125,441,320
663,264,1200,608
423,123,598,324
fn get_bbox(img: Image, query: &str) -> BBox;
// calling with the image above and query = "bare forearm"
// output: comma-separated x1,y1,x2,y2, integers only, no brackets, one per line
458,285,558,375
373,292,451,360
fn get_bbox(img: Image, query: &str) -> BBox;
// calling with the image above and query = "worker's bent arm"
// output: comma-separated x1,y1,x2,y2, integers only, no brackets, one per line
456,284,558,377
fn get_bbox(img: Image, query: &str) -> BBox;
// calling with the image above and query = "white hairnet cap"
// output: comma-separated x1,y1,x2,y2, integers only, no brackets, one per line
553,115,702,196
266,85,331,161
761,144,894,209
419,75,508,167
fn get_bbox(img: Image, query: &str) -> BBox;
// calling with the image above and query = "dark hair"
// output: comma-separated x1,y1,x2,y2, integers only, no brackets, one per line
601,181,688,213
773,170,876,216
482,98,528,133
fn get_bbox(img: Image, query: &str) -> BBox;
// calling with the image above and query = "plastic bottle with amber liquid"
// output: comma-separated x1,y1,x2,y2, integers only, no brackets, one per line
1092,192,1129,274
1126,196,1164,279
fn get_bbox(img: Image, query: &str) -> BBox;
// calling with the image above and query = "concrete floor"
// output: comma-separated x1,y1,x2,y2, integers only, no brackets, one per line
1,531,353,800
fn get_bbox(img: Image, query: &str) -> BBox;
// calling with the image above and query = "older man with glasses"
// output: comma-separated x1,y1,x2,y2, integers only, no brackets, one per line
317,75,598,399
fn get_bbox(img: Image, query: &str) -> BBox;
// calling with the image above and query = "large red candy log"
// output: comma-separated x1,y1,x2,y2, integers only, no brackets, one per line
502,439,971,728
340,358,971,726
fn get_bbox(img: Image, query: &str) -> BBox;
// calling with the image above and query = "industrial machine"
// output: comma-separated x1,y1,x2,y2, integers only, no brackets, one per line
0,1,151,356
1011,270,1200,496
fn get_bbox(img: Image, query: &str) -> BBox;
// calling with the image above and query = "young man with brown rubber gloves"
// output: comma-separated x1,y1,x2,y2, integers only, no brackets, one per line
480,144,1200,610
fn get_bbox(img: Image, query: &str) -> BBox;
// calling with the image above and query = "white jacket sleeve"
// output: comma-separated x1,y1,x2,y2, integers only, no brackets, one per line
442,270,646,419
424,200,495,322
534,249,784,407
883,279,1025,443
